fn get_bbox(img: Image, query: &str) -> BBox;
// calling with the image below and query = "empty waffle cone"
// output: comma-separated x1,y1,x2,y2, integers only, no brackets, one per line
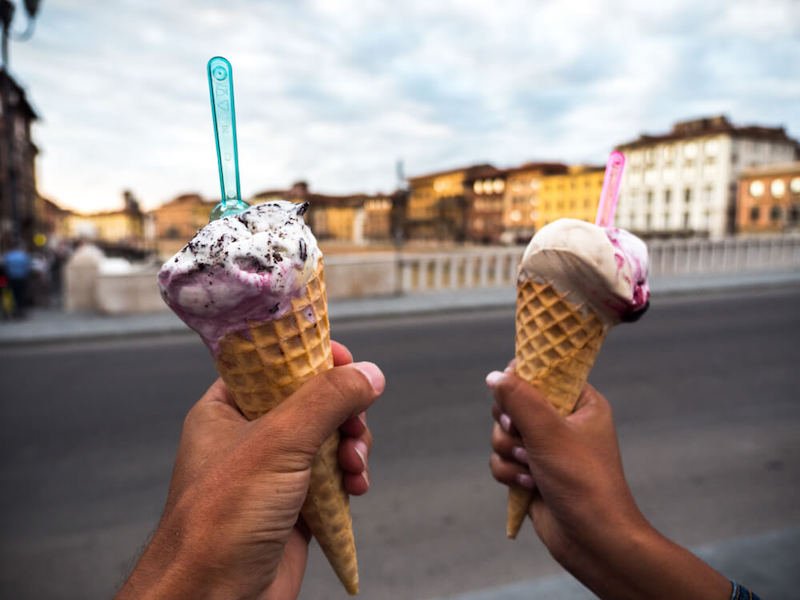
213,263,360,594
507,278,608,539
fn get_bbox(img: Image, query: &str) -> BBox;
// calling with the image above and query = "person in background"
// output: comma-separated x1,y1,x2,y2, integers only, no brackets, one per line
2,243,32,318
486,368,760,600
0,261,12,319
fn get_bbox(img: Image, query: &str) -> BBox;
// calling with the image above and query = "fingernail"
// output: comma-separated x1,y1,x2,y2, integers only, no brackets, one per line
353,362,385,394
512,446,528,464
354,440,368,470
486,371,504,388
516,473,534,489
499,413,512,433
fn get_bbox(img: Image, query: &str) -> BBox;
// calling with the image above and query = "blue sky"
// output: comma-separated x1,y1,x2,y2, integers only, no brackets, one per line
13,0,800,212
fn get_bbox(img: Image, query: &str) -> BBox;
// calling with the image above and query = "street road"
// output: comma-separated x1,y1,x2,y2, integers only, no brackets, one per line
1,286,799,599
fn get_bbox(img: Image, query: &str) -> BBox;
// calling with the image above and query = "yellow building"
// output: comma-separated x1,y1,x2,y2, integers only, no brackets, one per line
251,182,395,243
503,163,568,242
364,195,393,240
538,165,604,230
34,196,72,244
65,191,145,248
150,193,216,258
407,164,494,241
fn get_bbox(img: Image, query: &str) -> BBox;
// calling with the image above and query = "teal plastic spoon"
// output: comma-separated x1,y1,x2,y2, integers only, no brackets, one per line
207,56,249,220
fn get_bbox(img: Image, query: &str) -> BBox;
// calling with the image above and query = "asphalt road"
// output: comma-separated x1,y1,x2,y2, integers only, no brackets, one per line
1,285,799,599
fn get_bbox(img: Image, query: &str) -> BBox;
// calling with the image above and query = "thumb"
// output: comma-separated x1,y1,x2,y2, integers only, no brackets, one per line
486,371,565,448
258,362,385,458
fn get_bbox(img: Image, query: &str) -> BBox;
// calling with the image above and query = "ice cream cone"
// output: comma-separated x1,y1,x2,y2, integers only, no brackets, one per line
213,263,360,594
507,278,608,539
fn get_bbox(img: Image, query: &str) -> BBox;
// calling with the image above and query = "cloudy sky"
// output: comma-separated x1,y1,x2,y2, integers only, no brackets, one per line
13,0,800,213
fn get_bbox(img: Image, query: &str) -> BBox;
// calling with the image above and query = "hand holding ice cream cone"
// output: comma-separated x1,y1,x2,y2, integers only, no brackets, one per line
117,343,383,599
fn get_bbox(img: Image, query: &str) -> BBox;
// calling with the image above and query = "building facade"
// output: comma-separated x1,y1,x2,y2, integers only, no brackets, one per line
737,162,800,233
616,115,799,238
34,196,72,244
0,70,39,251
407,164,498,242
251,181,395,243
150,193,216,258
538,165,604,231
502,163,568,243
65,191,145,249
464,165,506,243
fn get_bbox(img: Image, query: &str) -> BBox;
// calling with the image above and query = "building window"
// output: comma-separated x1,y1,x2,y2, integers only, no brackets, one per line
749,206,760,222
646,191,654,204
683,212,691,229
684,188,692,203
473,181,483,194
770,179,786,198
684,142,698,159
664,189,671,204
789,205,800,224
791,177,800,194
770,206,782,222
749,180,765,197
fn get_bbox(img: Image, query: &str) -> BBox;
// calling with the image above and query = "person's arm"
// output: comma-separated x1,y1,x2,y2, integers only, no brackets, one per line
486,370,734,600
118,341,383,600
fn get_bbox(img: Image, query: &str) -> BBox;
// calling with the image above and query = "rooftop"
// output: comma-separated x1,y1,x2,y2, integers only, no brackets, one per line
617,115,799,150
740,161,800,179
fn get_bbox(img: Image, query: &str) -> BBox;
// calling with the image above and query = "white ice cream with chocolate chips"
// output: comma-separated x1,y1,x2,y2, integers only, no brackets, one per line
519,218,650,324
158,200,321,351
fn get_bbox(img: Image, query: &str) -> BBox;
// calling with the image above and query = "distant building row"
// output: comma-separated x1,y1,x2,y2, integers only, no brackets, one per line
151,182,403,258
406,115,800,243
24,114,800,255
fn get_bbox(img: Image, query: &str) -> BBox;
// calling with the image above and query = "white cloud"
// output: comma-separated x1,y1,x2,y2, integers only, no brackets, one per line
12,0,800,213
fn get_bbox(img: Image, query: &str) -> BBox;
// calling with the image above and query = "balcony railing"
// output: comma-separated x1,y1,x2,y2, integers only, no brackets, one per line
393,234,800,293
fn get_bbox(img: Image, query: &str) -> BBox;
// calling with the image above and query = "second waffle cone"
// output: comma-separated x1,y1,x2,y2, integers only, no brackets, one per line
507,278,608,539
213,263,360,594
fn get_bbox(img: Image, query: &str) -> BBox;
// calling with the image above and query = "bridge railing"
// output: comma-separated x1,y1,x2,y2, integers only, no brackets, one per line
394,234,800,293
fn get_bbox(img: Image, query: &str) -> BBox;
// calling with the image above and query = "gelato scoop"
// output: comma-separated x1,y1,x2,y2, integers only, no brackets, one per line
519,218,650,324
158,200,321,352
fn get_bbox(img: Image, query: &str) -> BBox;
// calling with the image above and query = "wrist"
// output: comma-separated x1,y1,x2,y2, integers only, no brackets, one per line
118,511,262,600
575,520,730,600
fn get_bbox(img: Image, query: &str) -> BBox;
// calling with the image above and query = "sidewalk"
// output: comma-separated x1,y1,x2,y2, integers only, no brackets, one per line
1,269,798,346
434,526,800,600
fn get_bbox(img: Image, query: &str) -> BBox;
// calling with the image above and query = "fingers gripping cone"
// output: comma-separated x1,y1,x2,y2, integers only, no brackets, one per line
507,278,608,538
213,263,360,594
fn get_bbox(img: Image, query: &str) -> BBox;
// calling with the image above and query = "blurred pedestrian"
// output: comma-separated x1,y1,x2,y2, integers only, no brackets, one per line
0,262,13,319
2,243,32,318
486,368,761,600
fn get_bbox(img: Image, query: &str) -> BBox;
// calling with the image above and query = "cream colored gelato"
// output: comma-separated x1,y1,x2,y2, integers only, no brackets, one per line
519,218,650,323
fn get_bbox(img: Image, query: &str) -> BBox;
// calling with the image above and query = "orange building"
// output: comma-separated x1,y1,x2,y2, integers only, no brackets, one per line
407,164,499,242
503,162,568,243
150,193,216,257
251,181,395,243
737,163,800,233
463,165,507,244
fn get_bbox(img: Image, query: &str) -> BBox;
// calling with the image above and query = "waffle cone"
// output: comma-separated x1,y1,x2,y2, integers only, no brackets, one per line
507,278,608,539
213,263,359,594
